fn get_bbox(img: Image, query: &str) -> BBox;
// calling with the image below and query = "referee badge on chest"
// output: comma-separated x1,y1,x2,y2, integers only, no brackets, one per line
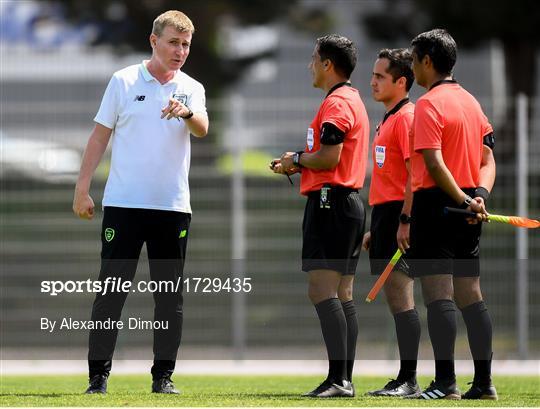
375,145,386,168
307,128,314,151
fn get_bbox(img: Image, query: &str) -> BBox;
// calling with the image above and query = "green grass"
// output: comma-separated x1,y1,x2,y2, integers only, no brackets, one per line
0,375,538,407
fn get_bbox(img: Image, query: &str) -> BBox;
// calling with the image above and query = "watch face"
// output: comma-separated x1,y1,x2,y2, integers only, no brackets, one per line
399,214,410,223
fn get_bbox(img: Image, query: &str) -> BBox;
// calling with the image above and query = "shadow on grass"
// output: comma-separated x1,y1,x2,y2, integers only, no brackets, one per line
219,392,367,400
0,393,87,398
233,393,304,399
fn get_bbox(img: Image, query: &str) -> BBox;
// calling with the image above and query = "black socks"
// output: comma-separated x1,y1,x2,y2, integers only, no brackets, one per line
393,308,421,382
427,299,457,383
315,298,347,383
341,300,358,382
461,301,493,386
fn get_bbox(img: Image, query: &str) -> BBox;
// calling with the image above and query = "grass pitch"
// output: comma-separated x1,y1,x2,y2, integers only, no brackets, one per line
0,375,538,407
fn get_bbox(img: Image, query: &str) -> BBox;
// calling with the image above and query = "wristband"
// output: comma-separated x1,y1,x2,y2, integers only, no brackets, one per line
474,187,490,201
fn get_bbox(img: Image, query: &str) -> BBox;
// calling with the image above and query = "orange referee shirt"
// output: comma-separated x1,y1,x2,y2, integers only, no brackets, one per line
368,100,414,206
300,84,369,195
411,81,493,192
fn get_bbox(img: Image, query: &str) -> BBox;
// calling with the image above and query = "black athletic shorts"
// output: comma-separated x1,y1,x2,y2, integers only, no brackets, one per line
408,187,482,277
369,201,410,276
302,187,366,275
101,206,191,262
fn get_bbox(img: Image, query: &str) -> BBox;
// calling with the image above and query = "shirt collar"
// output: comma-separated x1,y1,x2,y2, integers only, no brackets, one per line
382,97,410,125
140,60,182,84
429,78,457,91
325,81,352,98
140,61,155,82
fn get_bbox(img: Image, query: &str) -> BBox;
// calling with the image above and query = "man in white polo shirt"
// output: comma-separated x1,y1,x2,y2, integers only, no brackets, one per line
73,10,208,395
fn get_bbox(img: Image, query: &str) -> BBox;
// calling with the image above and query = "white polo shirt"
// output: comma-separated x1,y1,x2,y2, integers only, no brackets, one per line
94,61,207,213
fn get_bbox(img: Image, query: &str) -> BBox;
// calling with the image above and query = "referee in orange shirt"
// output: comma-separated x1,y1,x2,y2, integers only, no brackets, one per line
362,48,421,398
271,34,369,398
408,29,497,400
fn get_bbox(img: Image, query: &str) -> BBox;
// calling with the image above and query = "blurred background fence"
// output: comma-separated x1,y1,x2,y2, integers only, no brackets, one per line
1,92,539,361
1,0,539,362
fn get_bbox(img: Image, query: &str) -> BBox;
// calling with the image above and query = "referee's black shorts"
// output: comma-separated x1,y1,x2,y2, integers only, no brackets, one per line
408,187,482,277
302,187,366,275
369,200,410,276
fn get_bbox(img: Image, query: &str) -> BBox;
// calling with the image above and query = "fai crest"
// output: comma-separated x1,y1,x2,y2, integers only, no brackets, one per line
104,228,115,242
172,93,188,105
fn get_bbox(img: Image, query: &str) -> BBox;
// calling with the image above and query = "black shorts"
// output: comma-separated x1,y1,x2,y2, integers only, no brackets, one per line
302,187,366,275
408,187,482,277
101,206,191,262
369,201,410,276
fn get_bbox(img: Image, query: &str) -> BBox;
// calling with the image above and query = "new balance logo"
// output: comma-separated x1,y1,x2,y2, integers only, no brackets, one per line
134,95,145,101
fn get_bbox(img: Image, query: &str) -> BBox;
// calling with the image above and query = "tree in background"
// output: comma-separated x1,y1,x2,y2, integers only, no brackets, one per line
363,0,538,167
364,0,538,99
53,0,296,98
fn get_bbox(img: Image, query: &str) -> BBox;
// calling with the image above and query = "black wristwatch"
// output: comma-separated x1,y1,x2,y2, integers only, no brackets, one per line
180,109,194,119
292,151,303,167
399,213,412,224
459,194,473,209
